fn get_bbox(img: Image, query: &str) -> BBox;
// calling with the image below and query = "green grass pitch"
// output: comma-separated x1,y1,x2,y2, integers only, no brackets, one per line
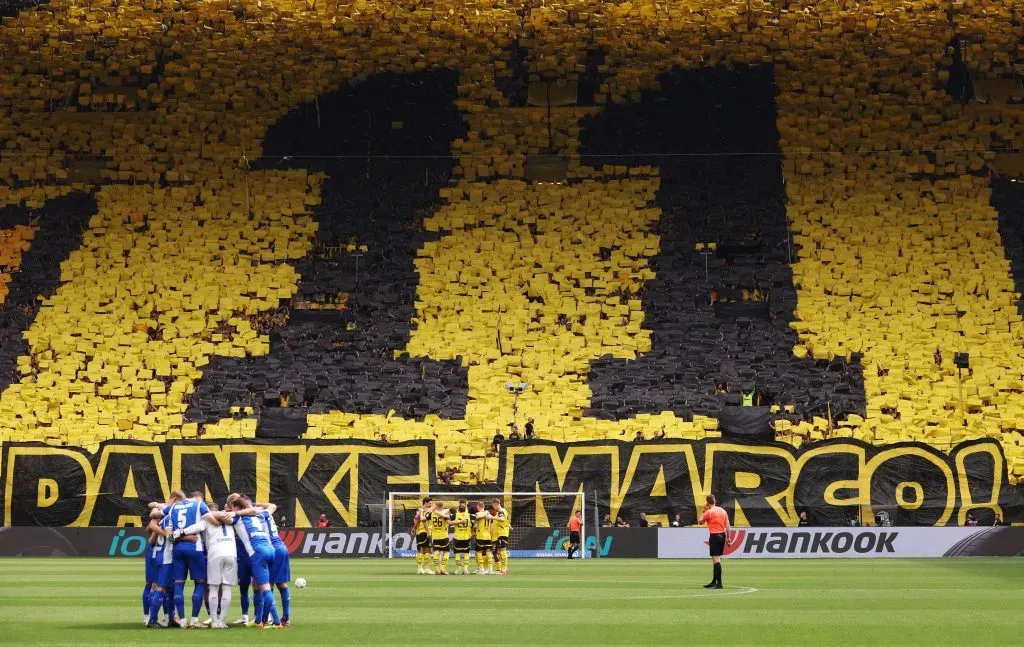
1,557,1021,645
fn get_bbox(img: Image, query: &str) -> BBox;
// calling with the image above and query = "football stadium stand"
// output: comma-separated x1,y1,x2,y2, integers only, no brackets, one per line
0,1,1022,494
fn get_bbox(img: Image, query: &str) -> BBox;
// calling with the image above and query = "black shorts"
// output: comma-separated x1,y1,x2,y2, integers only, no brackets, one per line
475,538,492,553
569,530,581,544
708,533,726,557
453,539,470,553
416,532,430,549
494,536,509,550
432,537,450,552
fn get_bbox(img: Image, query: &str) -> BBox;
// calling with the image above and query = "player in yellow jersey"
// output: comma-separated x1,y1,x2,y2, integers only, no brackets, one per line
472,502,495,575
412,497,433,574
451,501,473,575
489,498,511,575
429,500,452,575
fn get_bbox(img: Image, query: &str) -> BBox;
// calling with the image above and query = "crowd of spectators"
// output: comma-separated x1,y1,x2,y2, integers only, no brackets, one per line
491,418,538,453
249,306,290,335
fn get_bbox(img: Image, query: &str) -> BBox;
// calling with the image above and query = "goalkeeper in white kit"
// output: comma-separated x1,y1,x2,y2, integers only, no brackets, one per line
177,503,237,629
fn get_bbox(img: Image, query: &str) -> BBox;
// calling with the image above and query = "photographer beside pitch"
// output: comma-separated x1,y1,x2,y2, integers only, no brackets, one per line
697,494,732,589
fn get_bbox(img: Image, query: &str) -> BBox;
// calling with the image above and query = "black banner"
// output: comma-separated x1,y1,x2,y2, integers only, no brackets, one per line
2,438,1022,527
717,407,774,441
0,439,433,528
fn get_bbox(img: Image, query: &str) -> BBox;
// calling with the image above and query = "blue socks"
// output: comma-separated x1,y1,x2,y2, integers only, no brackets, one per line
263,589,280,626
163,588,173,619
279,586,291,622
253,587,264,624
143,585,151,616
191,582,205,619
173,581,185,620
147,590,163,625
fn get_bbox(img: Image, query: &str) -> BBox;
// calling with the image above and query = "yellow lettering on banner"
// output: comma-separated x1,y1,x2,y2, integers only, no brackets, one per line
612,444,700,523
322,453,358,527
650,465,667,498
895,482,924,509
296,445,341,528
3,446,95,527
533,483,551,527
38,478,59,507
865,447,955,526
503,444,620,513
953,442,1004,524
122,466,139,499
293,501,311,529
704,443,797,525
785,443,869,509
218,444,298,505
89,445,169,523
382,444,432,491
254,446,273,505
823,478,866,507
355,444,432,526
735,472,761,489
0,439,1013,527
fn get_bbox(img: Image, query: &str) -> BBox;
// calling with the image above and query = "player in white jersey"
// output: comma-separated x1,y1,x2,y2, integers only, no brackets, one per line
178,503,237,629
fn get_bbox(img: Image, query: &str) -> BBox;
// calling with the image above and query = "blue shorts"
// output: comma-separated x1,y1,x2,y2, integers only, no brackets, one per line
145,554,160,583
237,550,252,587
270,543,291,584
173,549,207,581
157,563,174,589
248,546,275,587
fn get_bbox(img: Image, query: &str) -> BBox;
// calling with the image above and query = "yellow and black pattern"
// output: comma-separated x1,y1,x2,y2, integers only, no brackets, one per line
0,2,1022,521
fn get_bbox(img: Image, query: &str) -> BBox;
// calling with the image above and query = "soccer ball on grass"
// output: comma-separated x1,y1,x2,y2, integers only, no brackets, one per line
295,577,307,589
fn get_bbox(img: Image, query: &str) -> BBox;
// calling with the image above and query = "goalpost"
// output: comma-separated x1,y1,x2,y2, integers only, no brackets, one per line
385,491,588,559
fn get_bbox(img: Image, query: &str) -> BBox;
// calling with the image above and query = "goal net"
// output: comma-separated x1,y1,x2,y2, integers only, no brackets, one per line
386,491,588,559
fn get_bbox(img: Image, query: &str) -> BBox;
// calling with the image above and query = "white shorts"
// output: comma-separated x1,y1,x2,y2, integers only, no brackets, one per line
206,555,238,586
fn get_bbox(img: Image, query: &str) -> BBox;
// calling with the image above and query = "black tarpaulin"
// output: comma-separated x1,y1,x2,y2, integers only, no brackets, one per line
717,406,774,441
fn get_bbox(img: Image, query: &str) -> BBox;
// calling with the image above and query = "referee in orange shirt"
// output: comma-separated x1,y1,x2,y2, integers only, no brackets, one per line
698,494,731,589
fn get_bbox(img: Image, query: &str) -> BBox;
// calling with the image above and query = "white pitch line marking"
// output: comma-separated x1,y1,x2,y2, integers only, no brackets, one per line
620,585,760,600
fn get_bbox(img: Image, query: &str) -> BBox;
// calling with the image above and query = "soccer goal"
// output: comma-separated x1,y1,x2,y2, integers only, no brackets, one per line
385,491,588,559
